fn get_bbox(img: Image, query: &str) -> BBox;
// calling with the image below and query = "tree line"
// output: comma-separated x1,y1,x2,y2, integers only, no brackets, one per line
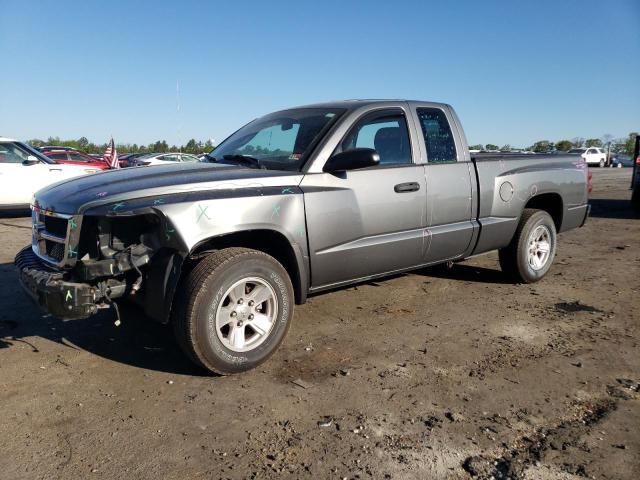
27,131,639,157
27,137,216,155
470,132,638,155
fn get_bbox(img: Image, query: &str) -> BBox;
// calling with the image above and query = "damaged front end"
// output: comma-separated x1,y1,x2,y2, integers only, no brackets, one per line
16,205,183,322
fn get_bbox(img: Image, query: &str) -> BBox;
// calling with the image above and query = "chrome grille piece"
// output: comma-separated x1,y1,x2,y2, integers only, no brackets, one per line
43,216,68,238
31,208,78,267
45,240,65,261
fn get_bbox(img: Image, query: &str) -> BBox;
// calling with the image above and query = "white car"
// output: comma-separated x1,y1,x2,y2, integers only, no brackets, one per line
568,147,607,167
134,152,201,166
0,138,100,210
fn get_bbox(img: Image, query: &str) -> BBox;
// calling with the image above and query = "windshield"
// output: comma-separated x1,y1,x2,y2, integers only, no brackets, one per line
209,108,346,170
568,148,586,154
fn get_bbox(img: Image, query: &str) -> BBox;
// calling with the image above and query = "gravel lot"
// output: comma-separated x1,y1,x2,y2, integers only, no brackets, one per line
1,168,638,480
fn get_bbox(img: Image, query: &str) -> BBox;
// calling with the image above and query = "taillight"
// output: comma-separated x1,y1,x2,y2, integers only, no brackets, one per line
636,156,640,165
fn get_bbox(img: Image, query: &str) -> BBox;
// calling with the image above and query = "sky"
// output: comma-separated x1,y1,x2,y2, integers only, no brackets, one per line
1,0,639,148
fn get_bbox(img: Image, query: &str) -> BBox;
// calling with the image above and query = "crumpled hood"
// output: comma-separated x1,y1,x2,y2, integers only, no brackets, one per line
34,162,301,214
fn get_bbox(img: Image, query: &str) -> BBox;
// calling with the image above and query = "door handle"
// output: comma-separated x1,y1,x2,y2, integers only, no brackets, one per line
394,182,420,193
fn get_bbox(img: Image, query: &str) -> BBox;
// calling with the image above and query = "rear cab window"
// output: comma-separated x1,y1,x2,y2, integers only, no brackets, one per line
416,108,458,163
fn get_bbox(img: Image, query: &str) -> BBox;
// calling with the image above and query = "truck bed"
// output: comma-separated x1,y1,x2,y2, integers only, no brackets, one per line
469,153,589,255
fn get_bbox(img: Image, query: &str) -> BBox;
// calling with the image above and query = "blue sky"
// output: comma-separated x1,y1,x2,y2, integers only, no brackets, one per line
1,0,638,148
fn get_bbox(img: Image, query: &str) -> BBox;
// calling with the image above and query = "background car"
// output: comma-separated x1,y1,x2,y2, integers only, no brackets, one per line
132,152,201,166
568,147,607,167
117,152,149,168
40,146,110,170
0,138,99,209
610,153,634,168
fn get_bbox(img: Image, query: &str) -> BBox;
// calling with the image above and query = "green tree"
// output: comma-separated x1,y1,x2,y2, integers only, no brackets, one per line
531,140,554,152
469,144,484,151
184,138,198,154
150,140,168,152
27,138,45,148
555,140,573,151
485,144,499,151
624,132,639,156
585,138,602,148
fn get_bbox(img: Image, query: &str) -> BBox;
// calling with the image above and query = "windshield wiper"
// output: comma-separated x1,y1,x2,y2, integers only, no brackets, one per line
221,154,265,169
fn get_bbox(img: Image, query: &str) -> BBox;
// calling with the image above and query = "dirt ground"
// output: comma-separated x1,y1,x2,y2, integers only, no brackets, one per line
0,169,638,480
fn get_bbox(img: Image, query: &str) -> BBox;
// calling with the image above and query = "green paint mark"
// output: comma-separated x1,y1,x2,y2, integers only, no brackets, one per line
69,218,77,230
196,204,210,223
281,187,294,194
65,290,72,302
271,204,281,218
68,246,77,258
111,202,125,212
153,199,165,206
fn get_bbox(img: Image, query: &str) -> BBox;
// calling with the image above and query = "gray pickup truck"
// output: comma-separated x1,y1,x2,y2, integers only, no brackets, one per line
15,100,590,374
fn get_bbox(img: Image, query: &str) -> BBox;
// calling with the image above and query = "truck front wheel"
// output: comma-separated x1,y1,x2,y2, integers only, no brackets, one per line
499,209,557,283
173,248,294,374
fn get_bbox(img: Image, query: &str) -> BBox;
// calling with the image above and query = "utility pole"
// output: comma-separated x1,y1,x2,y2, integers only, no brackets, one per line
631,135,640,210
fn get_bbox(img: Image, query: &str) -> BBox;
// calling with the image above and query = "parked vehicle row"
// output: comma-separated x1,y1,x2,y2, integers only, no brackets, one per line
40,146,111,170
130,152,201,166
36,146,203,169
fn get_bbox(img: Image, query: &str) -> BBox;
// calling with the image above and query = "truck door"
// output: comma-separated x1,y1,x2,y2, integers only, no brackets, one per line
412,106,475,262
301,108,426,288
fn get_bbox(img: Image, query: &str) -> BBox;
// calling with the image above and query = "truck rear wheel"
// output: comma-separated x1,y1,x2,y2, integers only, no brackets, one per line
172,247,294,375
499,209,557,283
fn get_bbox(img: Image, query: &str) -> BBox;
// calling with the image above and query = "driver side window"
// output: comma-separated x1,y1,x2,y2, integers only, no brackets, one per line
339,111,412,166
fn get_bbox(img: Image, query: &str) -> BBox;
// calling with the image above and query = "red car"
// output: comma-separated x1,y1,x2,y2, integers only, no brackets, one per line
40,147,111,170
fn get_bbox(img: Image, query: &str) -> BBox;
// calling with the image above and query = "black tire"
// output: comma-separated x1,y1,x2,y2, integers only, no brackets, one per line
172,247,294,375
498,209,557,283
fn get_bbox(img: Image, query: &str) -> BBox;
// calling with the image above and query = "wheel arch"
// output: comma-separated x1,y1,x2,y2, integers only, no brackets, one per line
188,229,308,306
523,192,563,231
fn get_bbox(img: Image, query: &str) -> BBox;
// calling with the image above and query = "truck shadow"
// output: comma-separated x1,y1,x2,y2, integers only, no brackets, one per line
416,263,512,284
589,198,640,220
1,259,510,372
0,263,211,376
0,209,31,218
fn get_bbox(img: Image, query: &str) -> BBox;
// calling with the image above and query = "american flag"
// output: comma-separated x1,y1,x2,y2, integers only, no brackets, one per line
103,137,119,169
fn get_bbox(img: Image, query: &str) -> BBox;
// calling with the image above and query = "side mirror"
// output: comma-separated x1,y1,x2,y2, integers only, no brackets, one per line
23,155,39,166
323,148,380,173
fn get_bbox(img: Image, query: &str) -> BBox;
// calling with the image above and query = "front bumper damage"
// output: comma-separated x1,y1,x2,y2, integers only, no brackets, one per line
14,246,122,320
